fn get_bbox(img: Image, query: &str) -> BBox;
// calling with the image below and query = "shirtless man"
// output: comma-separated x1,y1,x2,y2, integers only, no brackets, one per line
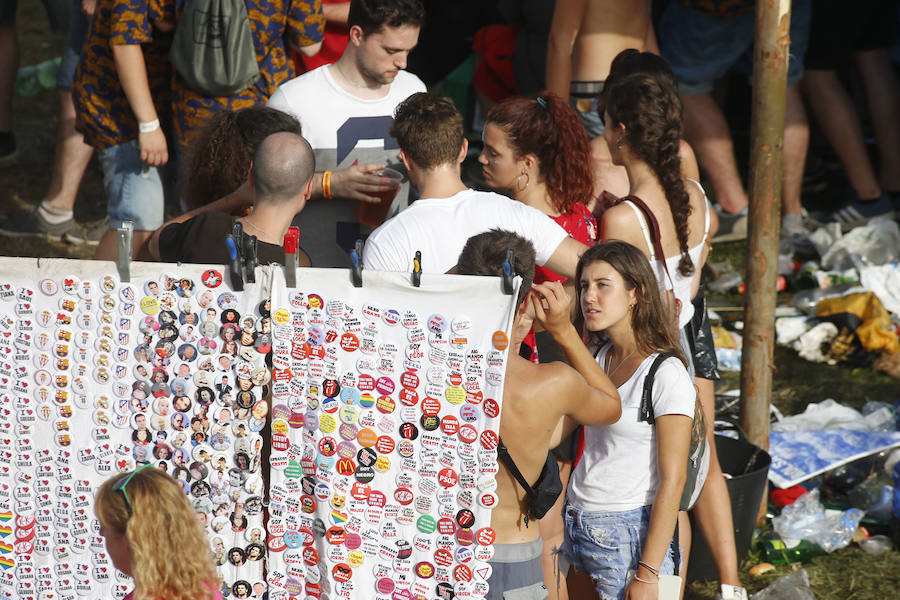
456,230,621,600
546,0,654,200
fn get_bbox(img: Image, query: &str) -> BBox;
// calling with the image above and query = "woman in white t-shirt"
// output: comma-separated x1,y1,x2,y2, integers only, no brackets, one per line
561,240,695,600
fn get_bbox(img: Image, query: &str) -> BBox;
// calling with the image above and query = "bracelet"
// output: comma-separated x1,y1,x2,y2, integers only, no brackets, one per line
138,119,160,133
638,561,660,576
634,575,658,585
322,171,332,199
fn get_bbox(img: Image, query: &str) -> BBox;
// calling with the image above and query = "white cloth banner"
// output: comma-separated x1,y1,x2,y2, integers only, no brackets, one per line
266,268,519,600
0,258,267,599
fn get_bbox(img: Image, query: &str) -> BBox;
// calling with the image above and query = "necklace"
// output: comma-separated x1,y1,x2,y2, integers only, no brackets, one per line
607,347,638,379
240,219,274,240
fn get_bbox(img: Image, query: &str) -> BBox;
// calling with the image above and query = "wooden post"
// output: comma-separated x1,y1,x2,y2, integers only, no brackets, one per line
741,0,792,522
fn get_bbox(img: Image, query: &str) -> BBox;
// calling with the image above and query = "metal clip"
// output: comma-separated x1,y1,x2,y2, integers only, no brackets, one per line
116,221,133,283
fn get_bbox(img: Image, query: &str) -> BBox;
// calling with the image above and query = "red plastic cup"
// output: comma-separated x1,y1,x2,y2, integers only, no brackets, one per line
358,167,402,227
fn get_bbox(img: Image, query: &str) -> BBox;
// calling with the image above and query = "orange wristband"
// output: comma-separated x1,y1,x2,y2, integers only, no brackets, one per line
322,171,332,199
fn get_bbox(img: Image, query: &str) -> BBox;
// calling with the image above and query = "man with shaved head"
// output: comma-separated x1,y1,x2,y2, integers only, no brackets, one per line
149,132,315,264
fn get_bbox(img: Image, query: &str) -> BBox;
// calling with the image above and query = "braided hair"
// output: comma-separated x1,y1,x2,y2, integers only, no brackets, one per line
601,51,694,277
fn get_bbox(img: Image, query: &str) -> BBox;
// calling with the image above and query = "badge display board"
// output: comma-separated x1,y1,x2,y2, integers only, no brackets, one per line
266,268,519,600
0,258,267,600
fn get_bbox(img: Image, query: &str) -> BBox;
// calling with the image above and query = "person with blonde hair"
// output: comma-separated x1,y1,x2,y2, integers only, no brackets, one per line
94,465,221,600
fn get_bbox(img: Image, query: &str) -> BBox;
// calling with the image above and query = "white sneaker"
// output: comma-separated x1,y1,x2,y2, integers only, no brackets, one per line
716,584,749,600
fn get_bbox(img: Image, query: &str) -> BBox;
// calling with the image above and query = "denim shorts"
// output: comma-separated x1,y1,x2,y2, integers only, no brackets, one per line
658,0,811,94
569,81,605,139
57,0,89,90
98,140,170,230
563,503,678,600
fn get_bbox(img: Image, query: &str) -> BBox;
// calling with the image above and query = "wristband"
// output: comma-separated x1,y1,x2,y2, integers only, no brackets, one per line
638,561,660,576
139,119,160,133
322,171,332,199
634,575,658,585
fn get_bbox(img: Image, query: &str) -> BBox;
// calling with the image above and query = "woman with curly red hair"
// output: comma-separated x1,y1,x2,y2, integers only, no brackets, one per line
480,92,597,306
479,91,596,600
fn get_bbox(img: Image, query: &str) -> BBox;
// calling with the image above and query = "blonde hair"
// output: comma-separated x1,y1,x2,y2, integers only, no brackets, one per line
94,467,219,600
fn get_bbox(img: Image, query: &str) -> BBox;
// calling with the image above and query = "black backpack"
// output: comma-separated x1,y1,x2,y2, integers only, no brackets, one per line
640,352,708,511
170,0,260,97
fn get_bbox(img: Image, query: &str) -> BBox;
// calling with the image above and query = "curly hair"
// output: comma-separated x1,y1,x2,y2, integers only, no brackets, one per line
485,92,594,214
95,466,219,600
577,240,685,366
601,50,694,277
183,106,302,210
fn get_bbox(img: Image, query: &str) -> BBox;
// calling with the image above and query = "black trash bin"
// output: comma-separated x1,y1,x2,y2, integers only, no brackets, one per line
686,422,771,582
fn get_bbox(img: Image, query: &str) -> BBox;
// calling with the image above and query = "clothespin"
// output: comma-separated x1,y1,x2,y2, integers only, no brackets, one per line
350,239,364,288
411,250,422,288
243,234,258,284
284,226,299,288
116,221,133,283
225,236,244,291
501,248,515,295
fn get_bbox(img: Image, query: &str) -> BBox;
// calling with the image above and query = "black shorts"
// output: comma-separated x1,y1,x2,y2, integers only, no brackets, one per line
685,279,720,381
0,0,70,33
805,0,898,70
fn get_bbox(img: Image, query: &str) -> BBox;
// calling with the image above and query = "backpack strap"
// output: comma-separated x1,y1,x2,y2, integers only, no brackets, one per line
497,437,535,498
639,352,680,425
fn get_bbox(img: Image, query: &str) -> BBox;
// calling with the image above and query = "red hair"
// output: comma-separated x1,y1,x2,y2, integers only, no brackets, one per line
485,91,594,214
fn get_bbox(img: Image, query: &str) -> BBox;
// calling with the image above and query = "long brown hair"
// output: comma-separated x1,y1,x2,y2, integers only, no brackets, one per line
577,240,685,365
601,50,695,277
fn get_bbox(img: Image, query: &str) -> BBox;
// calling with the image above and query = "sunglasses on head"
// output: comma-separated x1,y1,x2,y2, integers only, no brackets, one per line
113,464,153,515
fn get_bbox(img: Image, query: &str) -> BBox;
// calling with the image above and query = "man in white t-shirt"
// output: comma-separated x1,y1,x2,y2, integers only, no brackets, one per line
363,92,588,278
268,0,426,267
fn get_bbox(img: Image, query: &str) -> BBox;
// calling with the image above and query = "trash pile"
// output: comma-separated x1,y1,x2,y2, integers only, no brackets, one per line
708,217,900,377
734,399,900,590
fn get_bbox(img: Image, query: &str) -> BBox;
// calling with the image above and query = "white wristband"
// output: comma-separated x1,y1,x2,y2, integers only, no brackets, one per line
139,119,160,133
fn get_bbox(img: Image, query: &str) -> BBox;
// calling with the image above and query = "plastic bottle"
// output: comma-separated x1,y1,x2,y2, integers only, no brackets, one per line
14,57,60,96
759,538,826,565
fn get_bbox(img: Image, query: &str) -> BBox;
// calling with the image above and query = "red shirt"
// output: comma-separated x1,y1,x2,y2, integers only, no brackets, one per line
523,203,597,363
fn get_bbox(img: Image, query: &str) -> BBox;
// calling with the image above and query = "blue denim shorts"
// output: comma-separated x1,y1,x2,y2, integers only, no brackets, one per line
98,140,171,230
563,503,678,600
658,0,811,94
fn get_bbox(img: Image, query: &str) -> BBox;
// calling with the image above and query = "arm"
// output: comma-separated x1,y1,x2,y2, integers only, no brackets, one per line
545,0,587,98
148,182,252,260
626,413,691,600
532,281,621,426
286,0,325,57
543,237,588,280
323,1,349,26
308,164,400,203
111,44,167,166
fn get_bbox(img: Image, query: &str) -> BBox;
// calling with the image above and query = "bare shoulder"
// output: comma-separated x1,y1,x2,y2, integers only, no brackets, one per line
599,203,645,247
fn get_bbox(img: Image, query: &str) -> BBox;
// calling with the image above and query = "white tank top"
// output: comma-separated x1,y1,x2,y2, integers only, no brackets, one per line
623,179,710,328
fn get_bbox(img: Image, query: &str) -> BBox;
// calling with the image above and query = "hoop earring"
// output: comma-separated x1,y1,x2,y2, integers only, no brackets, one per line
515,171,530,193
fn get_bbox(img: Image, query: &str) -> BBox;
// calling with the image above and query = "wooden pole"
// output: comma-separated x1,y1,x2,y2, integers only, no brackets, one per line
741,0,792,522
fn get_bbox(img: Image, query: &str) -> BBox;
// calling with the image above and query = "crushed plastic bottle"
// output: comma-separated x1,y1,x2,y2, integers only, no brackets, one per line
708,270,743,294
750,569,816,600
772,488,863,552
861,401,897,432
858,534,893,555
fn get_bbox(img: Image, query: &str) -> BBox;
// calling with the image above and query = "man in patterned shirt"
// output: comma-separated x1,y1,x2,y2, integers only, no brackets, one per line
71,0,175,261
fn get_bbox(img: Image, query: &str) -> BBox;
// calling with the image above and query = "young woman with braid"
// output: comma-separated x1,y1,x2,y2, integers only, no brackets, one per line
478,91,597,600
597,50,747,600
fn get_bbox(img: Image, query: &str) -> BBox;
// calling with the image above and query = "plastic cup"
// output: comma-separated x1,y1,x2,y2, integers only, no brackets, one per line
358,167,403,227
